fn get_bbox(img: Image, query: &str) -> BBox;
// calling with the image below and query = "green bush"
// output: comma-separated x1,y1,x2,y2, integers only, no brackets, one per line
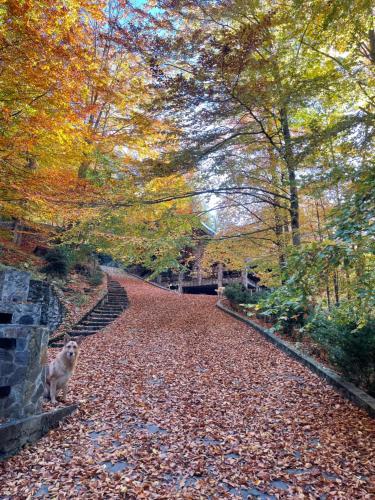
307,310,375,395
257,285,308,336
41,248,70,277
87,268,104,286
224,283,268,305
41,244,101,280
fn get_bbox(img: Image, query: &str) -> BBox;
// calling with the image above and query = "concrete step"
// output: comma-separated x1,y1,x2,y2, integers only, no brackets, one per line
70,327,100,334
94,307,124,313
102,297,129,304
90,312,121,318
70,331,98,337
48,280,128,347
92,311,122,316
80,321,111,327
72,326,101,332
82,317,112,323
89,314,119,319
95,302,127,309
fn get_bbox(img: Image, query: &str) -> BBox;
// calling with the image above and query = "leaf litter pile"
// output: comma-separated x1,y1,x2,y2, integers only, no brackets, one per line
1,273,374,498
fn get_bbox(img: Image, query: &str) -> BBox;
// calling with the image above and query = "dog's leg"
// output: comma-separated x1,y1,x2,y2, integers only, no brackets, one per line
44,365,50,399
44,381,50,399
50,379,58,404
61,383,68,403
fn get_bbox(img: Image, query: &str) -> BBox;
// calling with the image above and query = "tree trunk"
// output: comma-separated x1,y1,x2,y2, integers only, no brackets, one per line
274,206,287,271
78,138,93,179
326,280,331,309
345,269,351,300
270,164,288,271
13,220,23,246
217,262,223,288
26,154,37,170
78,158,90,179
280,107,301,246
368,29,375,64
333,272,340,305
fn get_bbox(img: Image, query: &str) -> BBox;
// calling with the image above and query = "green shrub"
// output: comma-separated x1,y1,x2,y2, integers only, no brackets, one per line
72,293,89,307
41,248,70,277
42,244,101,280
258,285,308,336
87,268,104,286
224,283,268,305
308,310,375,395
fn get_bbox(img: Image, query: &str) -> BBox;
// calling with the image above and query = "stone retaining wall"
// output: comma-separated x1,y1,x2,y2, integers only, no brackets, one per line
0,405,77,460
0,325,48,420
28,280,64,331
0,267,74,460
0,268,64,331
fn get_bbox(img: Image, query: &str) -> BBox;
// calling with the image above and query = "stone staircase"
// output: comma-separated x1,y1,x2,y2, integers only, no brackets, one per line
49,280,128,347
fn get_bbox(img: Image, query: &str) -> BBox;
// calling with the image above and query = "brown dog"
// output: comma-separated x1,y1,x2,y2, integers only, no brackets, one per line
45,334,83,404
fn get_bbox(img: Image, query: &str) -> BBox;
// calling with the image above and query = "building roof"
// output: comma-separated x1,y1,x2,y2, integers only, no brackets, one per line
200,221,216,236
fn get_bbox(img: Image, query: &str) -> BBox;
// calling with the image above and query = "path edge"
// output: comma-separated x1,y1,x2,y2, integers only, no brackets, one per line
216,300,375,418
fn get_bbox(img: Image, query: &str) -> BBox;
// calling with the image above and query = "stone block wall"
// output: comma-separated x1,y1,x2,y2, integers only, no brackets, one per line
28,280,64,331
0,302,41,326
0,269,64,331
0,269,30,303
0,268,63,422
0,267,74,459
0,325,48,420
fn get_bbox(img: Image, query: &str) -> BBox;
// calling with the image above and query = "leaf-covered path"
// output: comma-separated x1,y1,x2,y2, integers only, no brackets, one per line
1,273,374,498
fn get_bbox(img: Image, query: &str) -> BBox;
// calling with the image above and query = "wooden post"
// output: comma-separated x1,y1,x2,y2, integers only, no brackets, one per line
241,267,248,289
13,220,23,246
197,265,202,285
178,270,184,294
196,242,203,285
217,262,223,288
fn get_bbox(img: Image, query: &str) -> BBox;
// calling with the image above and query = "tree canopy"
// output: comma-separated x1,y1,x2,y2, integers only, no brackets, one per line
1,0,374,295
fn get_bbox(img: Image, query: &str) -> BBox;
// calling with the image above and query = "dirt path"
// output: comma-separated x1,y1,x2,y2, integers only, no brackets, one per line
1,273,374,498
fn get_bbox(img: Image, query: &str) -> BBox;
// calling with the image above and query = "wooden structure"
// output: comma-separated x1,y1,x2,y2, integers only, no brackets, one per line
154,223,260,294
163,273,259,293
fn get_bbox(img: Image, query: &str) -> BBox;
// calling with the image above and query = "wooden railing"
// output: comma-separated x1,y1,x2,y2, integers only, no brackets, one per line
161,276,258,289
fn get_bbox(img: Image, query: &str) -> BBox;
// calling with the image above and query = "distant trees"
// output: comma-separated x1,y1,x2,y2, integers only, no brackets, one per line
1,0,374,293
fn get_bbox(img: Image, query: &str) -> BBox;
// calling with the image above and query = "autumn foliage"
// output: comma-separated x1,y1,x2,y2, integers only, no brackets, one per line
0,0,194,269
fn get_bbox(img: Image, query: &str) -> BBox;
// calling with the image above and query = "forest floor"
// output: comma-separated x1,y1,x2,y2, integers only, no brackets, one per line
1,271,374,499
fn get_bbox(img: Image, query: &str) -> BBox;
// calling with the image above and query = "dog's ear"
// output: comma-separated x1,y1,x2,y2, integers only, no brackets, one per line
63,334,71,345
75,336,84,346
